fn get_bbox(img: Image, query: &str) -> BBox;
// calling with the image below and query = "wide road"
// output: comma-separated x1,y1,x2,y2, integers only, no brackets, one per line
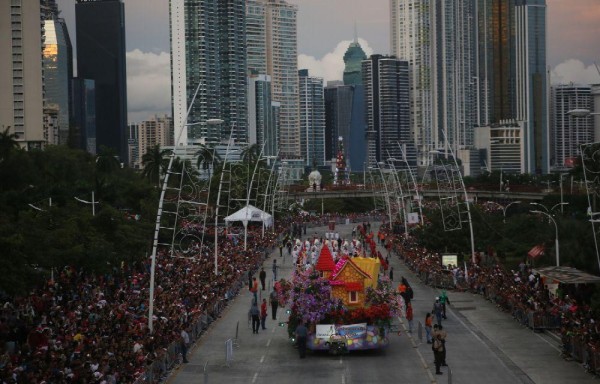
168,223,594,384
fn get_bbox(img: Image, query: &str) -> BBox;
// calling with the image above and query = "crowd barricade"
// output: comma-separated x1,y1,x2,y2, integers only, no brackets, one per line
591,345,600,375
526,311,561,332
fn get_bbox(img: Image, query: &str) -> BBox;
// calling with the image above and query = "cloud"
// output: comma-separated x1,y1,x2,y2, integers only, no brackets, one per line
126,49,171,123
551,59,600,85
298,38,374,83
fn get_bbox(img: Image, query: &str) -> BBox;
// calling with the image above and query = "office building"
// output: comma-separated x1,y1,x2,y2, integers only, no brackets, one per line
76,0,128,160
0,0,45,149
43,17,73,145
325,83,354,162
343,34,367,86
299,69,325,168
71,77,96,154
551,85,593,169
248,74,279,158
362,55,414,168
246,0,299,159
171,0,247,147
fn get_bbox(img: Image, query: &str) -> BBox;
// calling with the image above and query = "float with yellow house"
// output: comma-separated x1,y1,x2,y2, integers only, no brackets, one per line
276,241,404,353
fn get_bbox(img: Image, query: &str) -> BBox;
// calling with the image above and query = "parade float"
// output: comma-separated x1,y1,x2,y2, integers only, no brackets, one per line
276,236,404,354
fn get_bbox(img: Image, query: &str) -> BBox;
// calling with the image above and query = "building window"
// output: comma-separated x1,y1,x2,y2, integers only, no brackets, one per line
349,291,358,304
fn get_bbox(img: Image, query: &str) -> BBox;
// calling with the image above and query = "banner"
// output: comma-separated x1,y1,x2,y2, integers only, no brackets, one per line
315,323,368,339
315,324,336,340
407,212,420,224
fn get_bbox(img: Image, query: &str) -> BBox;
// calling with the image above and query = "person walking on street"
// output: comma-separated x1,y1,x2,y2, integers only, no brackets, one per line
432,326,444,375
270,289,279,320
425,313,433,344
389,266,394,281
248,270,253,290
250,301,260,334
437,324,448,366
272,259,279,281
439,290,450,319
180,327,190,363
259,268,266,291
295,322,308,358
260,299,268,330
406,302,414,333
433,297,443,326
279,243,283,257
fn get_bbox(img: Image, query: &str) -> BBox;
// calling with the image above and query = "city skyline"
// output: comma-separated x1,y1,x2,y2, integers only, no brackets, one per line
54,0,600,124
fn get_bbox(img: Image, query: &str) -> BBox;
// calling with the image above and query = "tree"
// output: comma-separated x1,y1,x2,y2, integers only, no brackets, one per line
241,143,261,165
96,146,121,174
142,144,168,185
0,125,19,162
195,144,221,178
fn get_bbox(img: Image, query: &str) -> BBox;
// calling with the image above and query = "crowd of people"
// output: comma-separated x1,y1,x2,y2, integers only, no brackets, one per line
384,226,600,370
0,217,290,383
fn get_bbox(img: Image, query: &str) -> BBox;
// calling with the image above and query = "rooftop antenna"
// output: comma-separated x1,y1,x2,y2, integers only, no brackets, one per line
353,21,358,43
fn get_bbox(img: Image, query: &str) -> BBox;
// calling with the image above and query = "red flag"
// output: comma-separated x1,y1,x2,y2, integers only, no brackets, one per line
527,244,545,259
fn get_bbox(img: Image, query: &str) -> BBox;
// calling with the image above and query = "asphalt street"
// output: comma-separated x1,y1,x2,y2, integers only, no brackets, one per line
168,222,595,384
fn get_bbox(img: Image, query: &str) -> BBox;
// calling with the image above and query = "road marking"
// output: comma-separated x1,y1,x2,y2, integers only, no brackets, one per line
252,372,259,383
398,316,434,381
266,339,271,347
260,355,265,363
272,327,275,333
341,374,346,384
339,356,343,364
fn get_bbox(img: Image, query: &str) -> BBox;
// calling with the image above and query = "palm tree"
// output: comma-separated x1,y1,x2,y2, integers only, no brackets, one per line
196,144,221,178
95,146,121,174
0,126,20,162
142,144,168,185
241,143,261,165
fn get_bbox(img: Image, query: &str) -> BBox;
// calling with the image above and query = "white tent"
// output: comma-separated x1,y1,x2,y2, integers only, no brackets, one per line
224,204,273,227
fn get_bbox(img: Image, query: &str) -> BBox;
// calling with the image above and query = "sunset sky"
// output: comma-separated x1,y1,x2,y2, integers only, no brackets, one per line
56,0,600,122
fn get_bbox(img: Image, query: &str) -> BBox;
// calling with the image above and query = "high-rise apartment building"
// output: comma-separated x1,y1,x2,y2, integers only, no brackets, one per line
170,0,247,147
551,85,593,169
299,70,325,168
0,0,46,149
246,0,299,159
43,17,72,145
136,115,174,168
362,55,414,168
248,74,279,158
391,0,477,166
76,0,128,160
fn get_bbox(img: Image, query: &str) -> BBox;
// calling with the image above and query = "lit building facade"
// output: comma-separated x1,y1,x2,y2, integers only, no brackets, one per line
43,18,72,145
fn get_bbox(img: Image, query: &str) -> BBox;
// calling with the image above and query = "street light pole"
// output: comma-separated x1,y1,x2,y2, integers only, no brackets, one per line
531,210,560,266
376,163,393,227
502,200,521,223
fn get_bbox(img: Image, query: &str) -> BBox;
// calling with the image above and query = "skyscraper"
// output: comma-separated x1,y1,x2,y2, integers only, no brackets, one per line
76,0,128,160
391,0,477,166
0,0,46,149
324,83,354,161
43,17,72,145
390,0,434,166
170,0,247,147
248,73,279,158
551,85,592,170
246,0,299,159
71,77,96,154
515,0,548,173
299,69,325,168
362,55,414,168
343,35,367,86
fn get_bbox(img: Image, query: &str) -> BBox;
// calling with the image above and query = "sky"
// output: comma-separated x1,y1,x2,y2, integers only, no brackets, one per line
56,0,600,123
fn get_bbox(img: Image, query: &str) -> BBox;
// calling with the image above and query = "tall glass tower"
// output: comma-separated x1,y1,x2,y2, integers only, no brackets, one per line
170,0,247,146
76,0,128,161
43,17,72,145
343,35,367,86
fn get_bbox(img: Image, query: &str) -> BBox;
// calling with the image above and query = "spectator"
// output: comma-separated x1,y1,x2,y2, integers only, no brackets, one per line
260,299,268,330
250,301,260,334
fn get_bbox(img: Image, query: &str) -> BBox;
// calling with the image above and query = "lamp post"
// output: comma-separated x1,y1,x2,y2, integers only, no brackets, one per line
502,200,521,223
387,157,409,237
530,210,560,266
376,163,393,227
210,119,230,277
